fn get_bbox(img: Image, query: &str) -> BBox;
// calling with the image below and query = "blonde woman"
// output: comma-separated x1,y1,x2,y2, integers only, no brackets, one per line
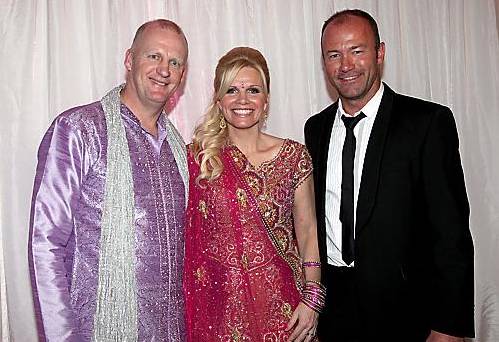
184,47,324,341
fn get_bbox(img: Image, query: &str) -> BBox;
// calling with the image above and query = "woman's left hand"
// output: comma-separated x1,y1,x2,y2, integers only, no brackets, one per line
285,302,318,341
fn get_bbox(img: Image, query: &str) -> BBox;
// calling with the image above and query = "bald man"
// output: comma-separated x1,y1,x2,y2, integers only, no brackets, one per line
28,19,189,341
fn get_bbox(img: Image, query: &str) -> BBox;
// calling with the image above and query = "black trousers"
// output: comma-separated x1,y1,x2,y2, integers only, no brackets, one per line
318,264,430,342
317,264,359,342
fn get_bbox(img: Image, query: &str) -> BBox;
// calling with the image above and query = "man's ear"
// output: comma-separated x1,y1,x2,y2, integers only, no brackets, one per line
124,49,133,71
179,65,187,84
376,42,385,65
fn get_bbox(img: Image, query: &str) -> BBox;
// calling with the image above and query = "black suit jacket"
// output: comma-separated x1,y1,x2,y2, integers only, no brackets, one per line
304,84,474,338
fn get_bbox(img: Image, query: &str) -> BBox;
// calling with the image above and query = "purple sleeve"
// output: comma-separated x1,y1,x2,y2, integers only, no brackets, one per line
28,116,86,342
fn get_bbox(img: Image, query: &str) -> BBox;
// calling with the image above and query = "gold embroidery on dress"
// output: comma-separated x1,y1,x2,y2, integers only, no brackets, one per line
277,235,287,250
282,302,292,319
236,188,247,208
298,158,311,173
229,141,310,293
198,200,208,219
241,253,249,270
194,266,206,285
231,328,241,342
247,175,260,193
264,209,273,219
246,141,308,292
261,204,277,223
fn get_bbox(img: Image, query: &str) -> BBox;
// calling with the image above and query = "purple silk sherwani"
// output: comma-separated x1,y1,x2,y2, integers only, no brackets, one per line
28,97,188,341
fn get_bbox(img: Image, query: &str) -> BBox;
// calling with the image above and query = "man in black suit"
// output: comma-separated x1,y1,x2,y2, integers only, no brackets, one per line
304,9,474,342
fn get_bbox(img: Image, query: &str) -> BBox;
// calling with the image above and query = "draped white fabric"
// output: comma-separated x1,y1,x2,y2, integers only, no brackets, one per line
1,0,498,340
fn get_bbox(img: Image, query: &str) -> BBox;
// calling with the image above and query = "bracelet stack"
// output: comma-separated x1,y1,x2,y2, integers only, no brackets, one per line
301,280,326,313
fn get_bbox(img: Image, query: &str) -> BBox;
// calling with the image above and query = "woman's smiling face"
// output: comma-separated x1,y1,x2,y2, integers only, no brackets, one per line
218,66,269,132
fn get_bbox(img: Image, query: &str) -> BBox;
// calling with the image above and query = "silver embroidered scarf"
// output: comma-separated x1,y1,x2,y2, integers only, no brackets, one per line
93,84,138,341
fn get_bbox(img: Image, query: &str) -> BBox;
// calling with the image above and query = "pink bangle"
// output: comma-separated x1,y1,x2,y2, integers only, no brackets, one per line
301,280,326,313
302,261,321,268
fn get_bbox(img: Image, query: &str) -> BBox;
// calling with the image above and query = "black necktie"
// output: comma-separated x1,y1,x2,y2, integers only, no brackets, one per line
340,112,366,265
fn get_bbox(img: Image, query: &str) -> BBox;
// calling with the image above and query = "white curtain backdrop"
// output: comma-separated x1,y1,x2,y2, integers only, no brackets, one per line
1,0,498,340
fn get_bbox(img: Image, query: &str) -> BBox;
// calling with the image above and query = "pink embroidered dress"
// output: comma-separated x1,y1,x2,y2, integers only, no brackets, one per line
184,139,313,341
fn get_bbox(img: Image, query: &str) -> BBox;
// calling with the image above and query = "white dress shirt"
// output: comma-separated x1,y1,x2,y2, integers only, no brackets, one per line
325,84,385,267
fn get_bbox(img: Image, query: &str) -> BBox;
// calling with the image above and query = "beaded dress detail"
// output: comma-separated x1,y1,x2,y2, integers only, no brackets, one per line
184,139,312,341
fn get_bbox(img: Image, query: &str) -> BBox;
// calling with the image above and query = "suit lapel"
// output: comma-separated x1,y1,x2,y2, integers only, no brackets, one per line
317,103,338,199
314,103,337,260
356,84,395,234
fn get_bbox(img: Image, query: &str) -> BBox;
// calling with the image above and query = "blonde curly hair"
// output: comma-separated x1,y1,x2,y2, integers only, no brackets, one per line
192,47,270,183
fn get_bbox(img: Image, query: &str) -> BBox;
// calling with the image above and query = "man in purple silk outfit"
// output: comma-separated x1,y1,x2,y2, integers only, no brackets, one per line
28,19,189,341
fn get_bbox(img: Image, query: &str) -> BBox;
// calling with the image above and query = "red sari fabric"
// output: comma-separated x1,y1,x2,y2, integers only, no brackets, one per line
184,139,313,341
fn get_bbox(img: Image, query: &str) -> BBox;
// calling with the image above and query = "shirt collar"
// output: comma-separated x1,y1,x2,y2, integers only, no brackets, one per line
337,82,385,120
120,103,167,138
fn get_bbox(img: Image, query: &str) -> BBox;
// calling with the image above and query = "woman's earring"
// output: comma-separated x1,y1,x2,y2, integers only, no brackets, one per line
262,112,268,129
219,115,227,130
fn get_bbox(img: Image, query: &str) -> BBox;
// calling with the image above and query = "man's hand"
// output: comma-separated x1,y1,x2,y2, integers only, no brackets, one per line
426,330,465,342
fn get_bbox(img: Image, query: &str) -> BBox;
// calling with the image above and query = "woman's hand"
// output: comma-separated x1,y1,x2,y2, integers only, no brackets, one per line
286,302,318,341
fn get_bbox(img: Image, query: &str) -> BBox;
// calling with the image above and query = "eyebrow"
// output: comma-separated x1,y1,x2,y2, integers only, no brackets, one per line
230,84,263,88
349,44,367,50
325,43,368,53
144,50,186,64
